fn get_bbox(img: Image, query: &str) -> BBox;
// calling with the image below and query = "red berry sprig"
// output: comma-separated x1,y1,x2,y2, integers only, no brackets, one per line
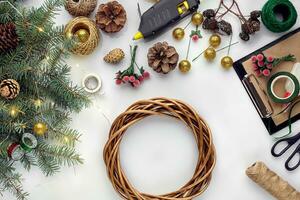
115,45,150,88
251,53,296,77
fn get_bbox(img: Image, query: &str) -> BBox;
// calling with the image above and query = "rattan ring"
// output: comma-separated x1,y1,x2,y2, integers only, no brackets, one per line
65,17,100,55
65,0,97,17
103,97,216,200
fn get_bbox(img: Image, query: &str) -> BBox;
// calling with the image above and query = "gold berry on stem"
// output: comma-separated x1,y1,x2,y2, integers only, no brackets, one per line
221,56,234,69
179,60,191,73
172,28,185,40
191,12,204,26
33,122,48,136
74,29,90,43
209,34,221,48
204,48,216,61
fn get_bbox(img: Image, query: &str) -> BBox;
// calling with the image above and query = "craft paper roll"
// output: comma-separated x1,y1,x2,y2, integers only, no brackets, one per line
246,162,300,200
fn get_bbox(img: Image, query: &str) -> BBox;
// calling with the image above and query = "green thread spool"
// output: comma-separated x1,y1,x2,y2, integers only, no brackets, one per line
262,0,297,33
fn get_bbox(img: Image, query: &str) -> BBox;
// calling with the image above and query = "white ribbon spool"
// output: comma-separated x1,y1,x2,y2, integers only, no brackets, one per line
82,73,102,94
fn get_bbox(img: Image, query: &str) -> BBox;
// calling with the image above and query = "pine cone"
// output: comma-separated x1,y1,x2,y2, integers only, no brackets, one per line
147,42,179,74
104,48,125,64
203,9,216,18
239,32,250,41
0,79,20,100
95,1,127,33
202,18,218,31
241,22,255,35
250,10,262,20
0,23,19,54
218,20,232,35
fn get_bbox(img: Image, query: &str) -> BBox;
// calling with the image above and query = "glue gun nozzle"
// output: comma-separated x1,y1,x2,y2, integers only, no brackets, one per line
133,31,144,40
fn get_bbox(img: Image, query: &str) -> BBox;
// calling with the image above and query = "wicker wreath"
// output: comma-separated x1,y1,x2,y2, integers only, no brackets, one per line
103,97,216,200
65,0,97,17
65,17,100,55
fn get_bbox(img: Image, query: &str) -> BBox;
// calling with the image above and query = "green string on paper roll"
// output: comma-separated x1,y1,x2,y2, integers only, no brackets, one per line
262,0,297,33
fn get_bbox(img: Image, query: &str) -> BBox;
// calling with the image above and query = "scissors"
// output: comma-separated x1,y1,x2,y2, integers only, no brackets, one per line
271,132,300,171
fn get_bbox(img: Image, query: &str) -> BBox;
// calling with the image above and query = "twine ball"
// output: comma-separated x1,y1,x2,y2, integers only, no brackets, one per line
262,0,297,33
103,97,216,200
65,17,100,55
65,0,97,17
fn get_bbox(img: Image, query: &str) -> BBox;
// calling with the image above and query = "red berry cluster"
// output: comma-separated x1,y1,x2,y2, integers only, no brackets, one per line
115,45,151,88
115,69,150,88
251,53,274,77
251,53,296,77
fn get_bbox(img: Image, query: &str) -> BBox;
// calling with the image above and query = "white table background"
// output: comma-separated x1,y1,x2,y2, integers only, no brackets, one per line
3,0,300,199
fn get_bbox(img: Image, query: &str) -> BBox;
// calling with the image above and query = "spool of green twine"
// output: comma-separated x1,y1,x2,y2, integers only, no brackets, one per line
262,0,298,33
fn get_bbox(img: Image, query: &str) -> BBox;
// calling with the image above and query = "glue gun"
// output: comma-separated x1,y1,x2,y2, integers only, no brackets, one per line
133,0,200,40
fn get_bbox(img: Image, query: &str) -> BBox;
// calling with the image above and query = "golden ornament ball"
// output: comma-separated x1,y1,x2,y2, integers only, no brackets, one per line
204,48,216,61
209,34,221,48
191,12,204,26
172,28,185,40
221,56,234,69
179,60,191,73
75,29,90,43
33,122,48,136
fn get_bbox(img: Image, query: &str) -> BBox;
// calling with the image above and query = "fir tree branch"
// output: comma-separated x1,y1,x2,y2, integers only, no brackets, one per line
0,160,28,200
34,143,83,176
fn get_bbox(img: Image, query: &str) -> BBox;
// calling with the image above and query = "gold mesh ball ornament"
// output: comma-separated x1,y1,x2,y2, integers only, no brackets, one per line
65,17,100,55
103,97,216,200
65,0,97,17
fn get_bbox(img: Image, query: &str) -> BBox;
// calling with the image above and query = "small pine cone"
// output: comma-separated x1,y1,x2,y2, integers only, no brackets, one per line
218,20,232,35
239,32,250,41
202,18,218,31
104,48,125,64
0,22,19,54
0,79,20,100
147,42,179,74
95,1,127,33
250,10,262,20
250,20,260,32
203,9,216,18
242,22,256,35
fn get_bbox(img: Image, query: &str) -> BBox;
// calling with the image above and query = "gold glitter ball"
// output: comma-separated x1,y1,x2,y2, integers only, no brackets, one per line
221,56,234,69
74,29,90,43
191,12,204,26
179,60,191,73
204,48,216,61
209,34,221,48
172,28,185,40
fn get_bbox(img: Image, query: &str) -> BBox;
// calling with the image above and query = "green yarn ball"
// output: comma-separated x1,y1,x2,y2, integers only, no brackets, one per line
262,0,297,33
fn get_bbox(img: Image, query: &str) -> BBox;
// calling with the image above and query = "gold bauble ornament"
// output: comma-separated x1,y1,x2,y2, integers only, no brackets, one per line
204,48,216,61
209,34,221,48
172,28,185,40
8,106,19,118
221,56,234,69
75,29,90,43
33,122,48,136
191,12,204,26
179,60,191,73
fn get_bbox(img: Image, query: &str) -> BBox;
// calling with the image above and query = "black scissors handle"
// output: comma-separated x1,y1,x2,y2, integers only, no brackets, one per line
285,143,300,171
271,132,300,157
